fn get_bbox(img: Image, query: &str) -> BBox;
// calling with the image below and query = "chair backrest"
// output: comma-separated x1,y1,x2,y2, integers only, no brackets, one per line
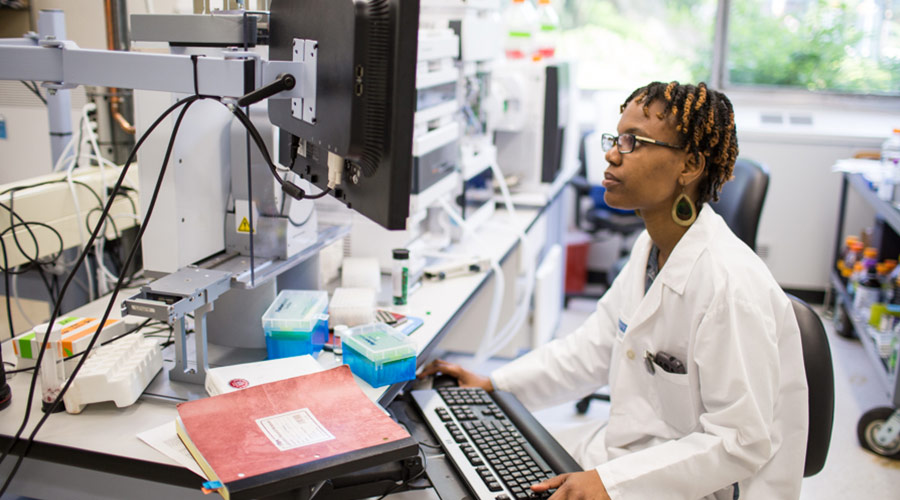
709,158,770,251
787,294,834,477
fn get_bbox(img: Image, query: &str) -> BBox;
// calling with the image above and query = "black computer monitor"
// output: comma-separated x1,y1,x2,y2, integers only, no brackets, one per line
268,0,419,230
541,62,569,184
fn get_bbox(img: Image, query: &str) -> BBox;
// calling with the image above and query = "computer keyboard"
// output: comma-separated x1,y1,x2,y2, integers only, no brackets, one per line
411,386,581,500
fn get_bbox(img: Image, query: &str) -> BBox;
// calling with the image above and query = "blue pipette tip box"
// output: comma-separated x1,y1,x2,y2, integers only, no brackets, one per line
261,290,329,359
342,323,416,387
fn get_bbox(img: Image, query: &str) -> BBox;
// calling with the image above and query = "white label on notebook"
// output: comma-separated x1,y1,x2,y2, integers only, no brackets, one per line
256,408,336,452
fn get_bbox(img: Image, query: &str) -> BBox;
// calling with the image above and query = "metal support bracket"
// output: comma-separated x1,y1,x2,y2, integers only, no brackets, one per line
291,38,317,124
121,267,232,385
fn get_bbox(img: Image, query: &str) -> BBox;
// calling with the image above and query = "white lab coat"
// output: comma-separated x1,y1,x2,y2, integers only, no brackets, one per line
491,205,809,499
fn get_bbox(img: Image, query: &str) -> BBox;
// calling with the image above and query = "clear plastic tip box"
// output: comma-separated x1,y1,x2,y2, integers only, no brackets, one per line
261,290,329,359
342,323,416,387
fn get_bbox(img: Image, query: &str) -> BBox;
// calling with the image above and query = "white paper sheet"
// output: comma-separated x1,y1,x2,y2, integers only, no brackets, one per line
136,420,207,479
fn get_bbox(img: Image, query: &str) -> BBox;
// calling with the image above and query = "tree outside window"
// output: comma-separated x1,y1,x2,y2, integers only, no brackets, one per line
553,0,900,95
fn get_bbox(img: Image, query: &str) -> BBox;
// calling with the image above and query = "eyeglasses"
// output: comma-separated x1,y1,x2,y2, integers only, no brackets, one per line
601,133,684,154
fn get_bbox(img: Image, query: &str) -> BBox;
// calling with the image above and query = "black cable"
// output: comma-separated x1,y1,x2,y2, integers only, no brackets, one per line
3,195,43,268
5,227,65,306
305,188,331,199
0,219,65,273
374,445,429,500
1,179,104,206
0,177,105,268
226,105,309,200
20,81,46,105
2,234,16,355
278,172,329,225
1,176,133,301
0,94,204,493
113,187,138,216
85,206,121,240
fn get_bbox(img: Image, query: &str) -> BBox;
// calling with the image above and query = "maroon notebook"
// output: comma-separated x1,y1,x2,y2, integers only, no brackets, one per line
175,365,416,499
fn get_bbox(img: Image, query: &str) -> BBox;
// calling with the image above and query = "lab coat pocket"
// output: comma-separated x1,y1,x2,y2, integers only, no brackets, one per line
651,368,697,434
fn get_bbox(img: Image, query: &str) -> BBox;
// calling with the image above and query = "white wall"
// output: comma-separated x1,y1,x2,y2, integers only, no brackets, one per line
732,91,898,291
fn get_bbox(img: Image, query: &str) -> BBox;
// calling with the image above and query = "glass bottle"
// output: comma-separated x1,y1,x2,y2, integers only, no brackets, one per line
392,248,410,307
854,262,883,322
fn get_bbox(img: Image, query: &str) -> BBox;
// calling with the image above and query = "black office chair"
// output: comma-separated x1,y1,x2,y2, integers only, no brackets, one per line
788,294,835,477
709,158,770,251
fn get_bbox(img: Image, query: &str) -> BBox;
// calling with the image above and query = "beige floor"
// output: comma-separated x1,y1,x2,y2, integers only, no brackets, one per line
447,297,900,499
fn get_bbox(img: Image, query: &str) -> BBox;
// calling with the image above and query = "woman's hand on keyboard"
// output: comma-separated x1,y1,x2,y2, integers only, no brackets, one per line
531,470,611,500
417,359,494,392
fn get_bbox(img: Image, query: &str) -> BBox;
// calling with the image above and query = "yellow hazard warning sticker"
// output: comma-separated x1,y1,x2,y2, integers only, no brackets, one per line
237,217,254,233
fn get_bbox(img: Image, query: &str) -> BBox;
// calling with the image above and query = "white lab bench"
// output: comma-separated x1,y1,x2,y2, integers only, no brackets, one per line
0,191,569,500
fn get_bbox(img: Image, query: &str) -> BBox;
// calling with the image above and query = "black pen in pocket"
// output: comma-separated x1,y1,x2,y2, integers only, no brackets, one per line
644,350,686,375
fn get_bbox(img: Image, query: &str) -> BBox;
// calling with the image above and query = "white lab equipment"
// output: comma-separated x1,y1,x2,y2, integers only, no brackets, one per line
493,59,572,201
62,334,163,414
882,128,900,202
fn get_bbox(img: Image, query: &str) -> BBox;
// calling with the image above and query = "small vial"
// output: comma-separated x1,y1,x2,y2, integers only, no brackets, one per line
36,322,66,413
333,324,349,363
392,248,410,306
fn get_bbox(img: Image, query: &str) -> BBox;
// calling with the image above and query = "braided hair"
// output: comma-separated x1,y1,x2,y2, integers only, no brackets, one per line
621,81,739,204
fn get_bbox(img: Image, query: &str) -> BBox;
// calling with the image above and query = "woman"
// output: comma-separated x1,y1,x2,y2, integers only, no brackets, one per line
420,81,809,499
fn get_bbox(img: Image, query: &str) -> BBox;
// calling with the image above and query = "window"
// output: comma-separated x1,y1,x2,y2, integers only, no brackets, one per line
556,0,900,96
557,0,717,90
728,0,900,95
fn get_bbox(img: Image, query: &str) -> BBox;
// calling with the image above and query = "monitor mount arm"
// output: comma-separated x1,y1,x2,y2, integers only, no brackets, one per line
0,10,317,161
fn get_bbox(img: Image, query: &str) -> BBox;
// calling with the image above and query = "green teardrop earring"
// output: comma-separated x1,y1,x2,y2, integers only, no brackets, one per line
671,187,696,226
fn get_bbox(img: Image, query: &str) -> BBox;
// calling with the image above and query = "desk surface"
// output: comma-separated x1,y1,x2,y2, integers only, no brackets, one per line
0,203,549,497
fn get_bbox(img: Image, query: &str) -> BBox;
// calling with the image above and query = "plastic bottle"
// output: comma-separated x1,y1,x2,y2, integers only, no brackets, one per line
862,247,878,270
838,236,860,281
504,0,538,59
882,128,900,202
534,0,560,59
890,276,900,306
